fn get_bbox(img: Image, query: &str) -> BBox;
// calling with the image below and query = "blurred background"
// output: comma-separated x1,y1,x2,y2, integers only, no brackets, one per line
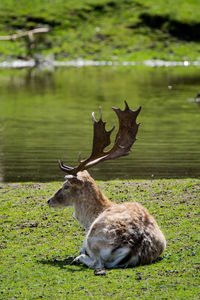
0,0,200,182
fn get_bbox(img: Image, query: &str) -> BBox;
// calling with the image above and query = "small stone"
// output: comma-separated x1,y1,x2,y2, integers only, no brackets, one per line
136,272,142,280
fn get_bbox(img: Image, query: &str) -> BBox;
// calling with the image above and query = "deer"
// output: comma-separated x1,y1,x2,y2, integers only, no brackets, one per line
47,101,166,274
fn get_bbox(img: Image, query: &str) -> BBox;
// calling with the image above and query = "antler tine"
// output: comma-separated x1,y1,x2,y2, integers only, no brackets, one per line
92,107,102,123
92,111,96,123
78,152,82,163
124,100,129,110
58,101,141,175
99,107,102,120
58,160,74,173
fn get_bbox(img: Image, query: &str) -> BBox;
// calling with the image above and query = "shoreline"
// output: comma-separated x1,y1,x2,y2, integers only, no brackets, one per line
0,58,200,69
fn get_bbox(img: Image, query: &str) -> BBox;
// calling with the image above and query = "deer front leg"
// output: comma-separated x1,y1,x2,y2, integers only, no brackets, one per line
71,254,104,269
79,238,87,255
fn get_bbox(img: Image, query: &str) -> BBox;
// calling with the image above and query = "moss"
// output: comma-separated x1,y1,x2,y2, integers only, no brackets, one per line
0,0,200,61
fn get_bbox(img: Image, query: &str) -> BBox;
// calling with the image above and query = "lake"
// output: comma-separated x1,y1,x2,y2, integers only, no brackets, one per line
0,65,199,182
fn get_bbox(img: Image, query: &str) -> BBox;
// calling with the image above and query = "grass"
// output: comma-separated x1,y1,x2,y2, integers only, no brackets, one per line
0,178,199,299
0,0,200,61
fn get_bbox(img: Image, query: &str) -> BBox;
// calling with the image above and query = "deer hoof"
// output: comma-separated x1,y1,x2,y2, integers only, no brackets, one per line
70,257,81,265
94,269,106,276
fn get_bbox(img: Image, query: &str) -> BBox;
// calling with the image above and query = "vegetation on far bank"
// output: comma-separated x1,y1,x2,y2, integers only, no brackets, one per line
0,179,199,299
0,0,200,61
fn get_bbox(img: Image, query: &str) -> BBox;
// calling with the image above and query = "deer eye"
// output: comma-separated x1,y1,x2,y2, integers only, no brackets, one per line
63,183,70,190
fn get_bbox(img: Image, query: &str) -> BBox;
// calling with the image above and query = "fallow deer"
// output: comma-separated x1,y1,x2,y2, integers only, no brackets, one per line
48,101,166,272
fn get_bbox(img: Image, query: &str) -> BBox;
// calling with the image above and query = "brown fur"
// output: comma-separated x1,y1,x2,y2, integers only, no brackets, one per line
48,171,166,269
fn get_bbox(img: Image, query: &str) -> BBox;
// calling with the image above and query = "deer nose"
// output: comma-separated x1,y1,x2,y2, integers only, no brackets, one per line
47,199,51,205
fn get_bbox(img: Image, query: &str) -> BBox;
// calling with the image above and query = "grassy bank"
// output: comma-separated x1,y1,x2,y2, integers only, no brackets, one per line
0,179,199,299
0,0,200,61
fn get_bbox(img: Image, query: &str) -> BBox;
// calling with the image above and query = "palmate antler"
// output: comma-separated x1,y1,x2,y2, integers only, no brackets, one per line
59,101,141,175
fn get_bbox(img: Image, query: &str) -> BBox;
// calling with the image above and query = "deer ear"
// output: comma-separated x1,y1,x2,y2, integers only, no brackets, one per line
65,175,83,187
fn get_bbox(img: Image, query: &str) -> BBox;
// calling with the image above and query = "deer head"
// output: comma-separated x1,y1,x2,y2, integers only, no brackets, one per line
48,101,141,221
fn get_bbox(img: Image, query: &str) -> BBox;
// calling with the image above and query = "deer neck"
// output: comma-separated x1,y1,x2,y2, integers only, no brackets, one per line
73,180,113,231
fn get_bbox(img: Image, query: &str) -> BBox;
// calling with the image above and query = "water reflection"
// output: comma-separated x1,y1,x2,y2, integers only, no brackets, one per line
0,66,199,182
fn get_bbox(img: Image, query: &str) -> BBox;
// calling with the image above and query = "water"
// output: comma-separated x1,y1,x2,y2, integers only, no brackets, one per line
0,66,200,182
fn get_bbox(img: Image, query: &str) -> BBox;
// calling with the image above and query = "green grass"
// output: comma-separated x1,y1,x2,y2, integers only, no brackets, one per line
0,179,199,299
0,0,200,61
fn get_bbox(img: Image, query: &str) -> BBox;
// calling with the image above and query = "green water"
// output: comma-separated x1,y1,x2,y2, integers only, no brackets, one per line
0,66,199,182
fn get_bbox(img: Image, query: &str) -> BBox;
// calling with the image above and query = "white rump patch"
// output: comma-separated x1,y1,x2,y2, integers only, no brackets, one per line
99,246,140,268
100,246,131,268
